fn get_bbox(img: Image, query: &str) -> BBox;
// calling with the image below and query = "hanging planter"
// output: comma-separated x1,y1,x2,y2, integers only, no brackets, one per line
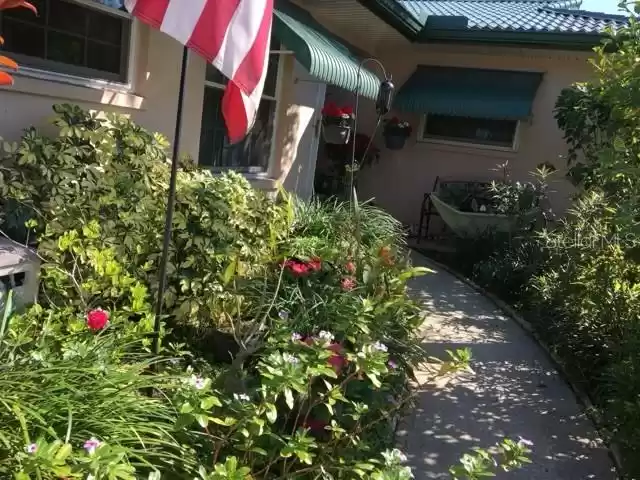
321,102,354,145
383,117,412,150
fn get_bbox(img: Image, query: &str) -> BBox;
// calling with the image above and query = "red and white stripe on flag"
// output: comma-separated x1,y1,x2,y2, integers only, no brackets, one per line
124,0,274,144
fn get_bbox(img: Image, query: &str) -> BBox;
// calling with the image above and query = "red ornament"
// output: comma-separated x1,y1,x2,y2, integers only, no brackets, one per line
86,308,109,331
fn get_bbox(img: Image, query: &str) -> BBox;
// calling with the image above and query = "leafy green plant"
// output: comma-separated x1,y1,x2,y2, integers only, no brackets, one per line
0,104,291,332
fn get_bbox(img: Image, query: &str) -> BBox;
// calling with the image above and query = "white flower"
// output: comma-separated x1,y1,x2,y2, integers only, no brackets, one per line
317,330,334,342
372,341,388,352
25,443,37,454
189,375,206,390
291,332,303,342
233,393,251,402
283,353,300,365
278,310,289,320
391,448,408,462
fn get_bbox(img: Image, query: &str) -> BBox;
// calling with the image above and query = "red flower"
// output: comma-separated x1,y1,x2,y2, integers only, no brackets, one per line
308,257,322,272
322,102,340,117
86,308,109,331
345,261,356,274
283,259,311,277
341,277,356,291
327,342,347,373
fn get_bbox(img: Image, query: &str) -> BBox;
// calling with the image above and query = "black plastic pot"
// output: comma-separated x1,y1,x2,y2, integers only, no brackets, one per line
384,134,407,150
322,124,351,145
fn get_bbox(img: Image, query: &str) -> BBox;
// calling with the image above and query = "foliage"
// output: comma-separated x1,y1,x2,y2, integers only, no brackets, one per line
449,438,532,480
0,105,533,479
0,310,201,479
0,104,290,332
435,4,640,476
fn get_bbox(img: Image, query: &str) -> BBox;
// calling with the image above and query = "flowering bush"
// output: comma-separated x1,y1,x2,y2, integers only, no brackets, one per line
321,101,354,128
383,117,412,138
0,106,532,479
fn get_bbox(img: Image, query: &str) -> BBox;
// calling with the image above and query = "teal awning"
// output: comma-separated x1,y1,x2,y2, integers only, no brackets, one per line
273,2,381,100
394,66,543,119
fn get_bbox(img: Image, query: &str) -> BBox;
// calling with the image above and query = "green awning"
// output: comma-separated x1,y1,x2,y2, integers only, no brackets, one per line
273,1,381,100
394,66,543,119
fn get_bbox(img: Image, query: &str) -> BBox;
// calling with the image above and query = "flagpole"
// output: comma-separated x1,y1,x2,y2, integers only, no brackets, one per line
153,45,189,355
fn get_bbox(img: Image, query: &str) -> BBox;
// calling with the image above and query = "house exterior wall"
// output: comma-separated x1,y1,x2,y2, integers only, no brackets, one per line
0,20,320,199
346,44,594,227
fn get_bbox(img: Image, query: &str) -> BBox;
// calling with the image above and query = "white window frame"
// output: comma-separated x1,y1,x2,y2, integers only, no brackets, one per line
418,113,521,152
3,0,137,91
200,49,284,174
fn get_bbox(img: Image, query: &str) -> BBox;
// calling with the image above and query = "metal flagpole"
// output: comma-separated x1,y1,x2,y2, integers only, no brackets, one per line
152,45,189,355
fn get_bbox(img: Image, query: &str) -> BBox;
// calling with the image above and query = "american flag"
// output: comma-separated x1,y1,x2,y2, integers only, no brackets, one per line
124,0,274,143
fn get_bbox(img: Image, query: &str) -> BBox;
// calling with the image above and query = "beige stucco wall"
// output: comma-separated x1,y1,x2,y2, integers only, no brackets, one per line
0,19,316,197
345,45,595,228
0,23,205,161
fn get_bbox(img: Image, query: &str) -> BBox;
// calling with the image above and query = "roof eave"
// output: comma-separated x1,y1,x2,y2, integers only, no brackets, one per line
418,29,609,50
355,0,423,40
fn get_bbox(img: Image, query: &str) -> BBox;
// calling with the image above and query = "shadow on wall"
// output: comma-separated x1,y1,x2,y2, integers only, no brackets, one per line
278,104,304,195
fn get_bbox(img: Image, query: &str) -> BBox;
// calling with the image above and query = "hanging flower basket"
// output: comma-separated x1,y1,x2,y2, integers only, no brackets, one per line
321,102,354,145
383,117,412,150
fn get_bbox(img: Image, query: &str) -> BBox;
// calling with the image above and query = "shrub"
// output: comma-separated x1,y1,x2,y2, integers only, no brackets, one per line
0,104,291,331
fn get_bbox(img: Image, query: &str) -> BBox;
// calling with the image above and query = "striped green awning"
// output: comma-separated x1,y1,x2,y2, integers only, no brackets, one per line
273,2,381,100
394,66,543,119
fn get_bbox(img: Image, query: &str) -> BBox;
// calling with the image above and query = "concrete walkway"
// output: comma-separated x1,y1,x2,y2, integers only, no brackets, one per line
398,253,617,479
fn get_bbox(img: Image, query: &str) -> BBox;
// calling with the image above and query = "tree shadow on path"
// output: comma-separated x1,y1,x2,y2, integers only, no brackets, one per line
399,253,617,479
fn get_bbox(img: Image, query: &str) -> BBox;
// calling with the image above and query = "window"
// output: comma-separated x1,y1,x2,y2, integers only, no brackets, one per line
0,0,131,82
420,114,519,150
198,39,280,172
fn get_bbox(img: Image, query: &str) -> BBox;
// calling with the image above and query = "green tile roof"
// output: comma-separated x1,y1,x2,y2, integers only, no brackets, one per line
273,1,382,100
397,0,628,35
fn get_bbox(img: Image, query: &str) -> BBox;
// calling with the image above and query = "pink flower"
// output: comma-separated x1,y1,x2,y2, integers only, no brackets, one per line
388,359,398,369
86,308,109,331
25,443,37,454
341,277,356,291
83,437,102,455
345,261,356,274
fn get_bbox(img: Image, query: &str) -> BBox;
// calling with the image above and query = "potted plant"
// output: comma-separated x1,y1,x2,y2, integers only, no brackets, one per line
321,102,354,145
383,117,412,150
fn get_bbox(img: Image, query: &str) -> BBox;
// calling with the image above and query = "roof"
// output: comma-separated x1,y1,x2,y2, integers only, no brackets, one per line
398,0,628,34
358,0,629,47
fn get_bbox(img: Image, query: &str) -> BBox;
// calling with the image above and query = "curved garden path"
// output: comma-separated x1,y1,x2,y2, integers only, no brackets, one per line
399,252,617,479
